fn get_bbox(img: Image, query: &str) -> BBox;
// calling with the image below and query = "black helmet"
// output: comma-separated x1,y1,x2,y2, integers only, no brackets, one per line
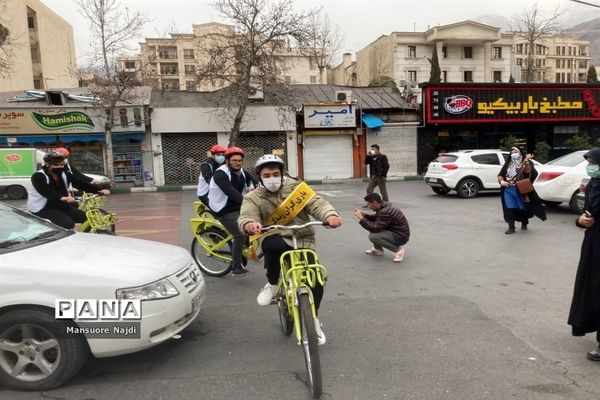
43,151,65,164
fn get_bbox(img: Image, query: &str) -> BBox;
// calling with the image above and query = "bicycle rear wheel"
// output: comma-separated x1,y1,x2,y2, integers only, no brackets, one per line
190,227,233,277
299,293,322,398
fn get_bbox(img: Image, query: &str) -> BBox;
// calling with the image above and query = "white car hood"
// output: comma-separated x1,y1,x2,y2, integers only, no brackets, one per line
1,233,191,290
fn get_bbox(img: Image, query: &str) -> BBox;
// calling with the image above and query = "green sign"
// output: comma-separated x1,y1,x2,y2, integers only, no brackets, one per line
32,111,95,131
0,149,36,178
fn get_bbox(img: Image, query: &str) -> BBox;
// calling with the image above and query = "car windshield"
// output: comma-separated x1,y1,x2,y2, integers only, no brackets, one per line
546,151,587,167
0,202,67,252
433,155,458,163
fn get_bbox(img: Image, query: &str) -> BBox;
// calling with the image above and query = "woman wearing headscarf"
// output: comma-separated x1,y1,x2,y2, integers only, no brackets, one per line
497,147,546,234
568,147,600,361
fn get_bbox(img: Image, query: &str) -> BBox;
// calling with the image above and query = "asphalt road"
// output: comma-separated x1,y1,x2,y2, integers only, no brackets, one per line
1,181,598,400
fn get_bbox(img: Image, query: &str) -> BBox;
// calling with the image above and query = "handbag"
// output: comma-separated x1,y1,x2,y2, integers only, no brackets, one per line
515,164,534,194
516,178,534,194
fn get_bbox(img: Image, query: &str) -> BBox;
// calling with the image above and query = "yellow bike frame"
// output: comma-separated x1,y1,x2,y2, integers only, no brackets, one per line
279,248,328,344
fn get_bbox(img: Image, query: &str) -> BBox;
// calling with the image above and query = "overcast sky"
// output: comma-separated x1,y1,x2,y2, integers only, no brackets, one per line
41,0,600,66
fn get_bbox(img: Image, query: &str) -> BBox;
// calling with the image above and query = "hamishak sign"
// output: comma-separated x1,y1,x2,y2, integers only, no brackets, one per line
304,104,356,128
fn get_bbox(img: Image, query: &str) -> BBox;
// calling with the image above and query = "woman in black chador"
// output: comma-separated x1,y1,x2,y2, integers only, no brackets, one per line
497,147,546,234
568,147,600,361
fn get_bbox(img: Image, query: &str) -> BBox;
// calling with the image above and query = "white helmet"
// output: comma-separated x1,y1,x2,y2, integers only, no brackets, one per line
254,154,284,174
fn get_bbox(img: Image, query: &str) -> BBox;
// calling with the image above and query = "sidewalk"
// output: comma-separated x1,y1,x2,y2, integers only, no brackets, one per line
111,175,424,194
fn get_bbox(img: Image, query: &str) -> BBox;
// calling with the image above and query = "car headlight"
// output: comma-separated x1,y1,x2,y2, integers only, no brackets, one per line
116,278,180,300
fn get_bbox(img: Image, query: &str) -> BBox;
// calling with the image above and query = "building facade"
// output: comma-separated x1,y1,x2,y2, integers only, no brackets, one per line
355,20,591,94
117,22,328,92
0,0,77,91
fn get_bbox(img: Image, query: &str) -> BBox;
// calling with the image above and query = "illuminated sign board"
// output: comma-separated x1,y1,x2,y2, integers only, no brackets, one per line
423,85,600,124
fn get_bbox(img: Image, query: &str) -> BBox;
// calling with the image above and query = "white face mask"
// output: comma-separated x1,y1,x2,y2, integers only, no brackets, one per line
262,177,282,192
511,153,521,160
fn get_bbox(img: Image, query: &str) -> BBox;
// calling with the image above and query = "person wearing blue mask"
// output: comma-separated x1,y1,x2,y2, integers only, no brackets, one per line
197,144,227,206
569,147,600,361
497,147,546,234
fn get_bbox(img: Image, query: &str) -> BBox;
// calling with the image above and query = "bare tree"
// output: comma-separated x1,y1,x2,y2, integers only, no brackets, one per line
512,3,564,83
0,0,18,78
76,0,149,182
195,0,317,146
302,13,345,84
371,41,394,84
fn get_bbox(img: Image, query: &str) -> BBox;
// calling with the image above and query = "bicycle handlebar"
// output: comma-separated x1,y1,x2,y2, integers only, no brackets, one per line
260,220,328,232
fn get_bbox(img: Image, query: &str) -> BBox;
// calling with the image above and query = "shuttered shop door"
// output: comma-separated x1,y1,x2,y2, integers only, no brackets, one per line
303,135,352,180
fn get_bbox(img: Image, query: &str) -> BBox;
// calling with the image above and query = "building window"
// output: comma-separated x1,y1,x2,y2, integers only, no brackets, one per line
463,70,473,82
407,70,417,82
493,71,502,82
185,81,196,91
535,45,543,55
33,79,41,89
562,59,566,68
124,61,136,69
555,46,560,55
160,64,178,75
27,16,35,29
184,65,195,75
556,59,560,68
535,59,542,68
567,59,572,68
516,58,522,66
407,45,416,58
442,71,447,82
492,47,502,59
309,75,317,84
567,73,572,83
30,46,39,62
516,44,523,54
463,47,473,59
309,60,316,70
442,46,447,58
183,49,194,60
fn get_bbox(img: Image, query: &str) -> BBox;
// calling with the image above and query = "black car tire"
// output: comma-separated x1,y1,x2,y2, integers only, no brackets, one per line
569,192,584,214
6,185,27,200
456,178,480,198
0,309,88,391
541,200,562,207
431,187,451,195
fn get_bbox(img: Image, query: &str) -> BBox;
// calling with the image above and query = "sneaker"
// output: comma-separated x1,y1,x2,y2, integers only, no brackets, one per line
587,346,600,362
315,318,326,345
393,247,405,263
365,248,384,256
231,266,248,277
256,282,277,306
505,228,516,234
521,223,528,231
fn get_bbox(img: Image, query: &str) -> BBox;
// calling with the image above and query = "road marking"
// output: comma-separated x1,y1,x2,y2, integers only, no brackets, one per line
317,190,354,198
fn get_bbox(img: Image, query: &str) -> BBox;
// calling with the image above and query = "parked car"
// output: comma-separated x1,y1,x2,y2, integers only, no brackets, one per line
0,201,205,391
533,150,589,213
424,149,540,198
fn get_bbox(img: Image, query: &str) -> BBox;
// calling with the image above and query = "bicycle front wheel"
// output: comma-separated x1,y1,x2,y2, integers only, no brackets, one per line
277,288,293,336
299,293,322,398
190,228,232,277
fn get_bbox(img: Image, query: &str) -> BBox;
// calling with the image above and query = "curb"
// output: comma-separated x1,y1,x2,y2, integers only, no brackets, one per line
112,176,424,193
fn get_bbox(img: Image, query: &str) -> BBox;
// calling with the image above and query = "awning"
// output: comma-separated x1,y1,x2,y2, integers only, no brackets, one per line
0,132,144,145
362,114,385,129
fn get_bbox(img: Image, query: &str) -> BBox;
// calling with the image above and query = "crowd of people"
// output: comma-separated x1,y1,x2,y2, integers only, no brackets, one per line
24,143,600,361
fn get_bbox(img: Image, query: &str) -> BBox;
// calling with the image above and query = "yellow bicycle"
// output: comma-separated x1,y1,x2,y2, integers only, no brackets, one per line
189,201,258,276
76,193,117,234
262,221,328,399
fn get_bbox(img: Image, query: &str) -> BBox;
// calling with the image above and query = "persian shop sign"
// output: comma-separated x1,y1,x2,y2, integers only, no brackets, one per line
0,108,145,134
304,104,356,128
424,86,600,124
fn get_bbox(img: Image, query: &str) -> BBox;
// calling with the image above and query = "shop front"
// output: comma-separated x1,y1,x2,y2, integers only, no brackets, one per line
419,83,600,173
0,103,147,184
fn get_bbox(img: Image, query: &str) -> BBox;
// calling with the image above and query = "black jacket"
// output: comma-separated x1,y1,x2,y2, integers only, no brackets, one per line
212,167,254,216
31,167,101,210
365,153,390,178
200,158,221,184
359,202,410,244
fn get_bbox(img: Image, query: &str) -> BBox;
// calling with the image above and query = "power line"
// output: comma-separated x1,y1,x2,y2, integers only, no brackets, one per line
569,0,600,9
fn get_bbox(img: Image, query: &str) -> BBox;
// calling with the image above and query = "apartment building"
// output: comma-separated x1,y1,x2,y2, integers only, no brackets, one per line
354,20,591,90
0,0,77,91
117,22,326,91
328,53,358,86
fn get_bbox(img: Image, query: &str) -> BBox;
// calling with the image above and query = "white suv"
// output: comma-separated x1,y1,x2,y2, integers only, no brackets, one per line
424,149,511,198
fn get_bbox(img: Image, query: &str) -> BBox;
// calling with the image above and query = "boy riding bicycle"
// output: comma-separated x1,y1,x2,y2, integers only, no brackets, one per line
238,155,342,344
